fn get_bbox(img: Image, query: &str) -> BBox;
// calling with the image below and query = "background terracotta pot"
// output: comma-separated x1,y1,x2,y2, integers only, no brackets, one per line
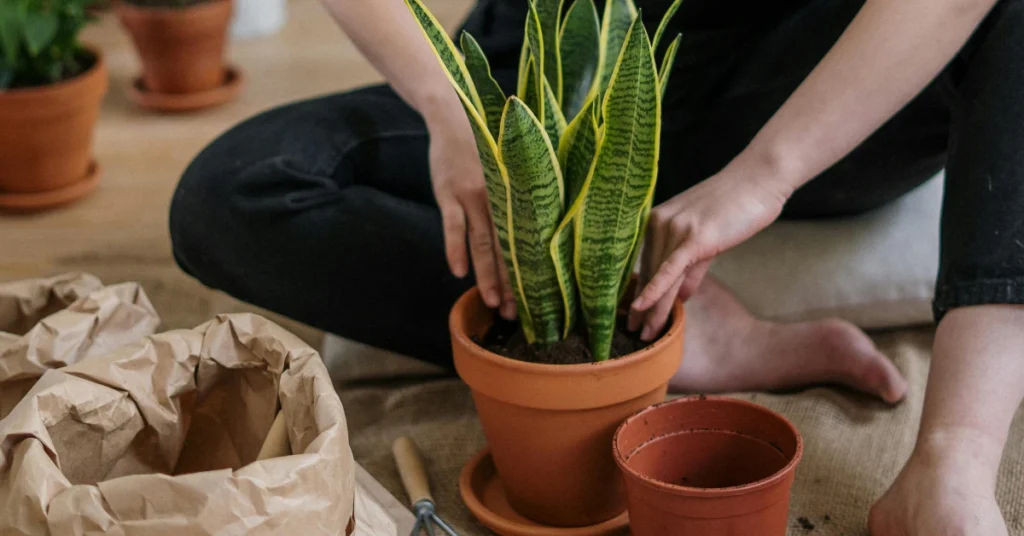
614,396,804,536
450,288,685,528
117,0,232,94
0,52,107,195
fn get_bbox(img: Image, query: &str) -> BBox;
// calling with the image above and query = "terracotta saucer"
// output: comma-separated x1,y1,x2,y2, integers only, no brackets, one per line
0,161,100,213
128,66,244,112
460,448,630,536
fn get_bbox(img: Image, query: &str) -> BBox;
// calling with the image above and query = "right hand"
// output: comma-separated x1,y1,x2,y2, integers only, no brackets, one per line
428,113,517,320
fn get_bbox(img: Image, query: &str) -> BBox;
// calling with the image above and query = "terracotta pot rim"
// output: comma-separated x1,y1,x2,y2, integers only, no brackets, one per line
0,48,105,100
117,0,230,15
450,286,684,376
613,396,804,498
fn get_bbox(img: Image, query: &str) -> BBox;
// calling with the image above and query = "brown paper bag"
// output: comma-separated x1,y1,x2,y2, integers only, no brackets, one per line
0,313,365,536
0,274,160,419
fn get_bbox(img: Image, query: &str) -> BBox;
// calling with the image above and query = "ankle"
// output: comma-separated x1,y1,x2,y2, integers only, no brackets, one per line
912,427,1004,488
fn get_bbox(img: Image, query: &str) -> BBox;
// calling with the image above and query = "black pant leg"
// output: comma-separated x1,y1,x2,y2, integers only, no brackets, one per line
169,86,471,367
657,0,949,216
933,0,1024,319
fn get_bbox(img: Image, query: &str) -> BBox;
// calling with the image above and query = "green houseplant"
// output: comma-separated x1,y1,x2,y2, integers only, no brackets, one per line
0,0,107,211
409,0,682,362
414,0,690,529
117,0,240,111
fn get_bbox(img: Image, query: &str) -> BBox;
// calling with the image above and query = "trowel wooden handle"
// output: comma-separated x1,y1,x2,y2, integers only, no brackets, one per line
256,411,291,461
392,436,433,505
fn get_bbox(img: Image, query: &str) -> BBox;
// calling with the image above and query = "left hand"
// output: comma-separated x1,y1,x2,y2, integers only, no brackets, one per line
628,166,792,340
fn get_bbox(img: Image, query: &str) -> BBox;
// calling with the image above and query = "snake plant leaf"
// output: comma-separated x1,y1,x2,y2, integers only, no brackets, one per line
557,98,598,209
522,55,541,117
22,11,57,57
575,14,659,361
404,0,535,339
517,37,530,97
618,194,652,300
499,96,568,345
404,0,484,115
651,0,683,52
559,0,600,121
542,76,567,151
534,0,563,104
461,32,507,137
596,0,636,97
658,33,681,99
525,2,545,121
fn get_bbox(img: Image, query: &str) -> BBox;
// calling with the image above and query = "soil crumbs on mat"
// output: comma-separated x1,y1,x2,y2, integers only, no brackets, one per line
477,315,657,364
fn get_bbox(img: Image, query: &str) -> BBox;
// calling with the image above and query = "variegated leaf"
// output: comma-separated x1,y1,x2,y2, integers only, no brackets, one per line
534,0,564,104
404,0,483,114
543,76,567,152
461,32,507,137
575,15,659,360
658,33,681,100
557,98,598,209
499,97,568,345
596,0,636,97
525,3,545,121
405,0,534,338
559,0,601,121
652,0,683,52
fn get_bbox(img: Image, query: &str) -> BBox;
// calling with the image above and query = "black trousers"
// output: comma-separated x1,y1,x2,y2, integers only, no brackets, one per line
170,0,1024,368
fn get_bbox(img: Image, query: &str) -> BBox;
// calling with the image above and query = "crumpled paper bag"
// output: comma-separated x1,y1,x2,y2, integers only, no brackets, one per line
0,274,161,419
0,313,362,536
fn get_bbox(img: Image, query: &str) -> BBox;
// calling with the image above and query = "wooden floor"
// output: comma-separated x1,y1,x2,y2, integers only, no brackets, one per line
0,0,472,343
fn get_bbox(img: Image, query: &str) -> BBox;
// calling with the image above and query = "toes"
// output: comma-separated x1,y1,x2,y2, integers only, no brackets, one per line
816,319,908,404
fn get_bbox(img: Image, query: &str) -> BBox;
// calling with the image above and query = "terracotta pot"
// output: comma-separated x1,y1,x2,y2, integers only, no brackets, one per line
0,52,107,195
117,0,232,94
613,396,804,536
450,288,685,527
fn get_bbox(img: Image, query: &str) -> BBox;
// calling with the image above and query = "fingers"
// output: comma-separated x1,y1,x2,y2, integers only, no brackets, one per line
629,215,668,332
632,245,693,312
439,199,468,278
493,226,518,320
464,192,501,308
677,259,711,303
640,276,685,341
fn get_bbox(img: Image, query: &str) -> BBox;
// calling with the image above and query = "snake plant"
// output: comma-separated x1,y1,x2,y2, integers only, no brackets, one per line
407,0,682,361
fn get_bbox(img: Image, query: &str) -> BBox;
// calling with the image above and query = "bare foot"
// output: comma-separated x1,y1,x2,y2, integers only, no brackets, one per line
670,276,907,403
869,433,1008,536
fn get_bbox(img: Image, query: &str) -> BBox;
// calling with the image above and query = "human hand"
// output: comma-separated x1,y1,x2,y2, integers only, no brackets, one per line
427,113,517,320
628,166,791,340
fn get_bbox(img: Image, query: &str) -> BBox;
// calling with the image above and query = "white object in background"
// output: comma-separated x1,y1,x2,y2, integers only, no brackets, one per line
231,0,288,40
710,173,944,330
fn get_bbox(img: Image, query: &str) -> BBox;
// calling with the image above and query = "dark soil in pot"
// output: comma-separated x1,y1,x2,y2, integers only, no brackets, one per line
477,315,658,364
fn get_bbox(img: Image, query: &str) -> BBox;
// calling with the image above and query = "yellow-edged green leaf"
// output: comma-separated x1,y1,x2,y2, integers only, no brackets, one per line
652,0,683,52
658,33,681,99
596,0,636,97
575,15,659,361
534,0,564,104
517,37,530,97
542,76,567,151
557,98,598,208
467,105,536,343
461,32,507,137
525,3,545,121
523,55,541,117
559,0,600,121
404,0,484,114
618,194,652,300
499,97,568,345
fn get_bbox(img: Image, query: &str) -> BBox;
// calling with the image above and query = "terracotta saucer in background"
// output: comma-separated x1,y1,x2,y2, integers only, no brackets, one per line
460,448,630,536
0,161,100,213
128,66,244,112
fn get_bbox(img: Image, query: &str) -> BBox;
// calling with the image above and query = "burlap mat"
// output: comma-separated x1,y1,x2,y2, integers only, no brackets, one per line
324,329,1024,536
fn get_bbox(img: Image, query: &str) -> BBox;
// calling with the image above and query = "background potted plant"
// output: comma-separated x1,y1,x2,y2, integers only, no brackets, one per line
409,0,686,529
117,0,242,111
0,0,107,212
